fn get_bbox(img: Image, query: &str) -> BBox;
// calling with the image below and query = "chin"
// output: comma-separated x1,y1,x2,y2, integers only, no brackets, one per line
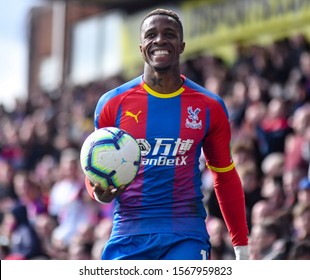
153,65,171,72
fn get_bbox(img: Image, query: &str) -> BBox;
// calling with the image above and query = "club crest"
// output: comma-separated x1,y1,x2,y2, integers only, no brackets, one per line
186,106,202,129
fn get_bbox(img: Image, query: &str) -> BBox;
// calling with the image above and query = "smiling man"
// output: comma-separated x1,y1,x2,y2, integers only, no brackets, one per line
84,8,249,260
140,9,185,76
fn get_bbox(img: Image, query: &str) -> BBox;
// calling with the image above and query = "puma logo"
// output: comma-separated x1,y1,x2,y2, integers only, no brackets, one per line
125,110,141,123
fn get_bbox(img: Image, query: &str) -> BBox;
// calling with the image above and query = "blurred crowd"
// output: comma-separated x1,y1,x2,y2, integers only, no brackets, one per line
0,34,309,260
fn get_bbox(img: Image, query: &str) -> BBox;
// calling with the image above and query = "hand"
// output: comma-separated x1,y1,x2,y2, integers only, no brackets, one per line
92,183,127,204
233,245,249,260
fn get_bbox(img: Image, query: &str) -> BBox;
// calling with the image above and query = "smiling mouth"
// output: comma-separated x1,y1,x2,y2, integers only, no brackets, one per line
152,50,170,56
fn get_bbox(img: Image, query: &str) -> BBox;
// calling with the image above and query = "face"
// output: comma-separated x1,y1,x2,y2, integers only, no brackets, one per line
140,14,185,71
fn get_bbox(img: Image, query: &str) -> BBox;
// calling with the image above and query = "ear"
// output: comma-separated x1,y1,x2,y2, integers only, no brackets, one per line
180,42,186,54
139,44,142,54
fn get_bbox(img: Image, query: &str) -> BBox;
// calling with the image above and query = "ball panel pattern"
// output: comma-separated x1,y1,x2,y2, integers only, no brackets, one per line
80,127,141,189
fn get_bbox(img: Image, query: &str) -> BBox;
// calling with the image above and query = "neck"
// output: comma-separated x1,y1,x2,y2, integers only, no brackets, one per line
143,66,183,93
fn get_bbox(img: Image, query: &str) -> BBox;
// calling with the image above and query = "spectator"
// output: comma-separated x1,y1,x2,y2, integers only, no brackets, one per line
233,101,266,143
297,177,310,206
1,203,44,259
292,204,310,242
206,217,235,260
12,170,47,224
282,169,305,209
0,159,17,211
68,241,93,260
284,103,310,175
231,136,260,167
48,148,98,247
251,200,273,227
250,218,290,260
260,176,286,220
33,213,57,258
91,218,113,260
237,161,263,231
288,239,310,260
257,97,291,157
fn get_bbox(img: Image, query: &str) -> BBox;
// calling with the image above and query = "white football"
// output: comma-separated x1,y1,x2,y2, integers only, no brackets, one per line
80,127,141,189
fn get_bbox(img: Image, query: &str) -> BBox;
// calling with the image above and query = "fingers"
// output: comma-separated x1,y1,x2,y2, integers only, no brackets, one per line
109,185,127,199
101,185,119,203
110,187,117,194
93,183,105,194
108,185,127,196
93,184,127,203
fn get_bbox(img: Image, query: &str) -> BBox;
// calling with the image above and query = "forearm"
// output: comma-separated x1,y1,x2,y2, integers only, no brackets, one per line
211,168,249,246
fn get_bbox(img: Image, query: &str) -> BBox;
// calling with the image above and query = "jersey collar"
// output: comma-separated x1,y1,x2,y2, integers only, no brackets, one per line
142,75,185,98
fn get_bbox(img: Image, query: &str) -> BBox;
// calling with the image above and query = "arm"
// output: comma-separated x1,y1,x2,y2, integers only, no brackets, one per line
208,167,248,246
203,101,249,259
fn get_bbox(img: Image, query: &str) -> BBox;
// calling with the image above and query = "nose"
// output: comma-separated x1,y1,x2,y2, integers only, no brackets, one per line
154,33,166,44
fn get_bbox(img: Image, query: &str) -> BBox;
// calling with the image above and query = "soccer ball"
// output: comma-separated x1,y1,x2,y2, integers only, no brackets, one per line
80,127,141,189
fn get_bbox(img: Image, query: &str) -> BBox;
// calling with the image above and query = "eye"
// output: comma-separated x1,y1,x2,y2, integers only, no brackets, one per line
166,32,176,38
145,32,156,39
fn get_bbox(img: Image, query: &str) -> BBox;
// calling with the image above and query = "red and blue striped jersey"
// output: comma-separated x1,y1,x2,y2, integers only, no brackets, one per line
89,75,248,246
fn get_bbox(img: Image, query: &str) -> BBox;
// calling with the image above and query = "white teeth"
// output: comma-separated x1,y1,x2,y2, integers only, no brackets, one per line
154,50,169,55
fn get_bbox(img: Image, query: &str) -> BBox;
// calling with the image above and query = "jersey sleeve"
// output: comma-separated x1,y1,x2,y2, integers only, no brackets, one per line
94,92,118,129
202,100,248,246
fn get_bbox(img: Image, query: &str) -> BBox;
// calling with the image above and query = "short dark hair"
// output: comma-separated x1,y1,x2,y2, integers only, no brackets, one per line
140,8,184,41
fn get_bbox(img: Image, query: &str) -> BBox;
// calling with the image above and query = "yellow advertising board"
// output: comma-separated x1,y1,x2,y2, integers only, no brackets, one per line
122,0,310,77
182,0,310,55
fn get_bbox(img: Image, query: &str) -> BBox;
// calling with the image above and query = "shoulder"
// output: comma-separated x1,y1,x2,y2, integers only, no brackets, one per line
94,76,143,125
98,75,143,103
183,76,229,117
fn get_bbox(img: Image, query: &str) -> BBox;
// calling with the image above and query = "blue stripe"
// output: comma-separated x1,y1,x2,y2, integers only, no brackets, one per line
146,93,181,138
205,107,210,135
142,93,182,210
115,104,122,127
